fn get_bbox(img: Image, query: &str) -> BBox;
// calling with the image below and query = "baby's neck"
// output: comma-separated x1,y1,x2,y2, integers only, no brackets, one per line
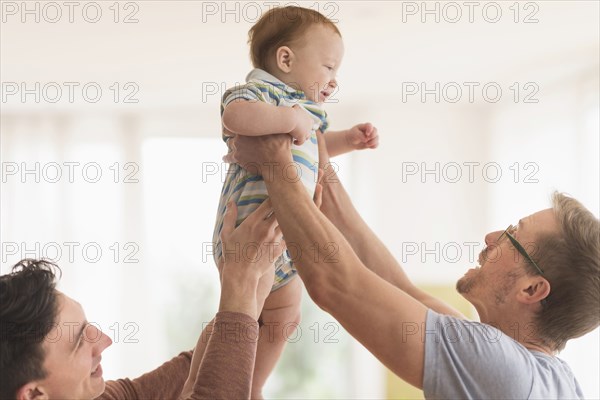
265,69,300,92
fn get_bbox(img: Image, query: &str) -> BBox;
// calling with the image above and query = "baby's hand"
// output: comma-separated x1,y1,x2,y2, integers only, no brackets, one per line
346,123,379,150
289,105,318,146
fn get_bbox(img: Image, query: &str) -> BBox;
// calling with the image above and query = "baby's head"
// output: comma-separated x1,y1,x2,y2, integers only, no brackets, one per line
249,6,344,103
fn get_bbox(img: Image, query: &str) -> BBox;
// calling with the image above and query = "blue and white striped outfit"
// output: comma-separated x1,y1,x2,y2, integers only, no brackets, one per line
212,68,328,290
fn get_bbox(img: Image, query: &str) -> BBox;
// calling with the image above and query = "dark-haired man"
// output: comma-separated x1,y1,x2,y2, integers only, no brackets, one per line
1,200,284,400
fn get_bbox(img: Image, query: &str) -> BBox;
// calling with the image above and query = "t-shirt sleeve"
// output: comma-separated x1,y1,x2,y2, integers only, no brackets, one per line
423,309,534,399
99,351,192,400
222,82,265,109
301,102,329,133
320,109,329,132
189,311,259,400
220,81,268,143
98,311,258,400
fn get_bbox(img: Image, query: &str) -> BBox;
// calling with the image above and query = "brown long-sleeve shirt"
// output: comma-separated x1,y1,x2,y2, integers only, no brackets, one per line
97,311,259,400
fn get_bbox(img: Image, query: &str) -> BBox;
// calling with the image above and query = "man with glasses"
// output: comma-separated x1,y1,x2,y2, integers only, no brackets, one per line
227,132,599,399
499,224,546,275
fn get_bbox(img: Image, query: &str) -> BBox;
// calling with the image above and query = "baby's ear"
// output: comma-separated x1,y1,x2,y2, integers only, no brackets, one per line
275,46,294,73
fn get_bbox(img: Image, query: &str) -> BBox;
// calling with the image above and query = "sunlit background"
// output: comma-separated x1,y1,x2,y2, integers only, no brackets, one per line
1,1,598,398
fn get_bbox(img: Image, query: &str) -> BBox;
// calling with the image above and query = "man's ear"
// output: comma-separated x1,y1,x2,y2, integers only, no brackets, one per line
517,276,551,305
275,46,294,73
16,383,48,400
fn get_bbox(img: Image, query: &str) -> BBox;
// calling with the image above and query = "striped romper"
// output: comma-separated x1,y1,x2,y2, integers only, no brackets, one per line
212,68,328,291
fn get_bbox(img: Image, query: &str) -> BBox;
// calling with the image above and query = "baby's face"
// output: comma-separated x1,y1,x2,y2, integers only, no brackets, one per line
286,25,344,103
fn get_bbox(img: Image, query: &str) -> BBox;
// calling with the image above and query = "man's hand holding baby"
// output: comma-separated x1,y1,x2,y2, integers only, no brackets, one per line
226,134,293,179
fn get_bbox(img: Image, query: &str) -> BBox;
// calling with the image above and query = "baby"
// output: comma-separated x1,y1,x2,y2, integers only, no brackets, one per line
181,6,378,399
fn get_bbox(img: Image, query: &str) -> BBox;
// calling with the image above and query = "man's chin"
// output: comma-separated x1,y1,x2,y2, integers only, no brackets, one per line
456,278,468,294
91,380,106,399
457,266,483,293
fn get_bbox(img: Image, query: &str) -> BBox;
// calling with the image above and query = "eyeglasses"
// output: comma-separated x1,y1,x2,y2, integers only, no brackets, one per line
498,225,544,276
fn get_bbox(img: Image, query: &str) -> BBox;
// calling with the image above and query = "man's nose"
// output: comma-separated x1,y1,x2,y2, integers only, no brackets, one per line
485,230,503,246
91,326,113,354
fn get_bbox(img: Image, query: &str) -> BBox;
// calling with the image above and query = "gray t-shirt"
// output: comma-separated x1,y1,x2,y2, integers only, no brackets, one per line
423,309,584,399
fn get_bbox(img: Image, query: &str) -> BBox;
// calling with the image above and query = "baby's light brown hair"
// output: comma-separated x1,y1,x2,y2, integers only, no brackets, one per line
248,6,341,71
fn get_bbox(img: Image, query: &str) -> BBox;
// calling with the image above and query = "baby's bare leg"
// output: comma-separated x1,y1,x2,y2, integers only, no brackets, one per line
251,276,302,399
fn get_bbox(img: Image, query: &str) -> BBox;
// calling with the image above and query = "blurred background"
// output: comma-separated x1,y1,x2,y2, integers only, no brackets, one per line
1,1,598,398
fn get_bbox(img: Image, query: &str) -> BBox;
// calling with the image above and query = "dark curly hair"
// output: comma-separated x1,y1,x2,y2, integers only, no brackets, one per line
0,259,61,399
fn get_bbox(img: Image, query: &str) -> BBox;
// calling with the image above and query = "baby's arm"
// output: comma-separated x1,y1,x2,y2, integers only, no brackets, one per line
223,101,316,145
325,123,379,158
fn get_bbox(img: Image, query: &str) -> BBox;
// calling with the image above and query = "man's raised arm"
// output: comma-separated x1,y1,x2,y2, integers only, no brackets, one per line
316,132,465,319
231,134,428,389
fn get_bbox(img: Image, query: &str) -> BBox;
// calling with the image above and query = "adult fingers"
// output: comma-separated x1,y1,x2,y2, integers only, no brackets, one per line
259,199,280,232
314,181,323,208
222,136,237,163
220,201,238,243
242,198,277,232
316,168,324,184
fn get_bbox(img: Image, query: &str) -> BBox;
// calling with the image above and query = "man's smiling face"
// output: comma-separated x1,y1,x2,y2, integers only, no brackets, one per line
25,292,113,399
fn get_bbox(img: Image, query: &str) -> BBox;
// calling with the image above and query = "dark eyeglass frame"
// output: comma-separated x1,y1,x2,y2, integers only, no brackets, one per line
498,225,545,275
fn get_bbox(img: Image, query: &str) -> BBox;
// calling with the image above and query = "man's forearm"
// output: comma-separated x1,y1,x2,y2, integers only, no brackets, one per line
319,167,411,290
317,132,411,290
262,156,429,387
318,167,465,318
261,158,410,312
317,134,465,318
190,312,258,400
261,161,359,302
219,271,259,320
